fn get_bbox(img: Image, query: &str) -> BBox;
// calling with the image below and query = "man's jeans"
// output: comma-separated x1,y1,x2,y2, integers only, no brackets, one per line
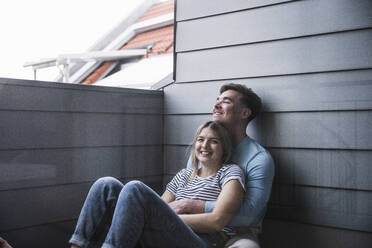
69,177,225,248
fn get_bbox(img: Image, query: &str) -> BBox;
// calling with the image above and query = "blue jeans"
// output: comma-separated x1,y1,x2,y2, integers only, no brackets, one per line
69,177,225,248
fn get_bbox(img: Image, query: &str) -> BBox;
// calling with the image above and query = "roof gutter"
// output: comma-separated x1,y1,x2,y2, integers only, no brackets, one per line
24,49,147,83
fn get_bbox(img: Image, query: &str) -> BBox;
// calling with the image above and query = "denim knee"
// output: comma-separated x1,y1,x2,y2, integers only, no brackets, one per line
91,177,123,195
122,180,154,197
95,176,122,186
123,180,145,191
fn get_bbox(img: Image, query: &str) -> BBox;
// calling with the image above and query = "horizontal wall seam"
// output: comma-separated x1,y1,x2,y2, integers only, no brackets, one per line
263,217,372,234
266,208,372,233
163,144,372,152
162,176,372,192
0,218,78,233
175,68,372,84
0,144,164,152
175,27,372,54
0,175,164,193
0,80,163,96
271,182,372,193
0,109,163,115
176,0,297,22
164,109,372,116
174,68,372,84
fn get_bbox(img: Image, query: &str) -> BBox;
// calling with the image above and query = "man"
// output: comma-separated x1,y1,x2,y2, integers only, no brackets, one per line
169,83,275,248
69,83,273,248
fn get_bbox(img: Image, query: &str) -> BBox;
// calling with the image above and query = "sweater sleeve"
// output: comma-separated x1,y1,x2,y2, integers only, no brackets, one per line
206,152,275,227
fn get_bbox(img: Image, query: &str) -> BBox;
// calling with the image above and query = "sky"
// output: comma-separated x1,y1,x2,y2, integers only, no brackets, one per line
0,0,148,81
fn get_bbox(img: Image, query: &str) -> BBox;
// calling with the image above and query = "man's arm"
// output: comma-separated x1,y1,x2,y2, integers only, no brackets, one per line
168,198,205,214
162,189,205,214
178,152,274,226
205,152,275,226
179,179,244,232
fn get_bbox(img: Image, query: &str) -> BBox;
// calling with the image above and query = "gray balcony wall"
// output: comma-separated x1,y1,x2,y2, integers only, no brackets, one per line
164,0,372,247
0,78,163,247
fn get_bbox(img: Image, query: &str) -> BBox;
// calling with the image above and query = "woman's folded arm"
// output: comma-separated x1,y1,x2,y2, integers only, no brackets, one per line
179,179,244,233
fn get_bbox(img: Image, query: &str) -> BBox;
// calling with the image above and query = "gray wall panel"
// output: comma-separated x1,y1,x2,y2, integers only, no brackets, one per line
0,111,162,149
0,78,163,114
164,145,190,174
0,176,163,231
163,174,174,190
0,220,76,248
261,219,372,248
176,0,294,21
165,72,372,114
0,79,164,238
172,0,372,239
177,0,372,52
164,114,210,145
163,170,372,232
0,183,90,231
268,185,372,232
254,111,372,149
176,29,372,82
163,145,372,191
0,146,163,191
163,175,372,232
165,112,372,150
270,149,372,191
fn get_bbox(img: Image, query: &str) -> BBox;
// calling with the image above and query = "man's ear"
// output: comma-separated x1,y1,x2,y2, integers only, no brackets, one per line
241,107,251,120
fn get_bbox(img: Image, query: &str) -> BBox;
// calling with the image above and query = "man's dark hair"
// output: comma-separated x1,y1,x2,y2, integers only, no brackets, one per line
220,83,262,122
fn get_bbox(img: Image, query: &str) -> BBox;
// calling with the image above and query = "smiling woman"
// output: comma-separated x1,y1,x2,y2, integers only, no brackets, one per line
190,121,233,180
195,127,223,170
69,121,245,248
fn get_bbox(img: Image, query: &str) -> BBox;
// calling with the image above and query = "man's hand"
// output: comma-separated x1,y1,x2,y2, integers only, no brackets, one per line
0,237,13,248
169,199,206,214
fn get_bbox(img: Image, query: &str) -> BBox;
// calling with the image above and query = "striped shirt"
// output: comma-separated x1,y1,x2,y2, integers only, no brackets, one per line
166,164,245,236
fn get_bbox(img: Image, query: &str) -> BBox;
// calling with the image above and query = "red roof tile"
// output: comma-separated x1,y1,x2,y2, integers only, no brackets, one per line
136,0,174,23
81,61,114,85
121,25,173,55
81,0,174,85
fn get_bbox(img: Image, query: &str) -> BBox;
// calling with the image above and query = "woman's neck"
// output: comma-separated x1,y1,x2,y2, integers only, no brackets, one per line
198,162,221,178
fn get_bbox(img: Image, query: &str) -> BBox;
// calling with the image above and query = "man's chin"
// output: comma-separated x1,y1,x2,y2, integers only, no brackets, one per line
213,116,225,123
212,117,232,128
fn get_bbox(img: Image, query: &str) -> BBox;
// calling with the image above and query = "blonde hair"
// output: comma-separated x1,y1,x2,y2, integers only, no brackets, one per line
190,121,232,180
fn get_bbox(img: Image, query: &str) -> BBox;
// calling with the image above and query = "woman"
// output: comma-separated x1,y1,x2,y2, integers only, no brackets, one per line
70,121,245,248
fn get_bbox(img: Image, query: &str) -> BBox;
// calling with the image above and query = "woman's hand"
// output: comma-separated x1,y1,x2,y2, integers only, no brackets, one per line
168,199,205,214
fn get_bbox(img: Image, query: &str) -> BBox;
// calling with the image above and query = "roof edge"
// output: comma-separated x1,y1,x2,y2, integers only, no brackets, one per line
72,12,174,84
55,0,157,82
